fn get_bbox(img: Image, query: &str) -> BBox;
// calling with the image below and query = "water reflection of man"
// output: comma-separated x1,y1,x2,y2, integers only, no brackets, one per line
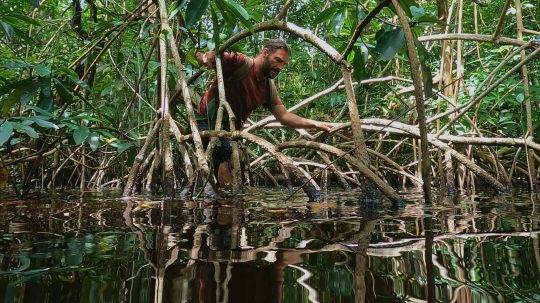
165,205,305,302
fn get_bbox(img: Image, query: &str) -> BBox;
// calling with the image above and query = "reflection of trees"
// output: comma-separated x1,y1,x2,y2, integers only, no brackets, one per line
2,193,540,302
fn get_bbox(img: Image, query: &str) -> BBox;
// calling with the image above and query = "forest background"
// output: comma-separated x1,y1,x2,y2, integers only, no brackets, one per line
0,0,539,202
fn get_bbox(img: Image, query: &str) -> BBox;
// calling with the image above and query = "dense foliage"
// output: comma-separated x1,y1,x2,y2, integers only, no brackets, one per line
1,0,539,196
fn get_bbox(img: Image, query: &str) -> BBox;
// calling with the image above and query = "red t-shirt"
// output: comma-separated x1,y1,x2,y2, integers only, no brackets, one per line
196,52,283,129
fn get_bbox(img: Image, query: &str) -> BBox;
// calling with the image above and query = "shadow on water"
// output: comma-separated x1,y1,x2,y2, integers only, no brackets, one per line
0,189,540,302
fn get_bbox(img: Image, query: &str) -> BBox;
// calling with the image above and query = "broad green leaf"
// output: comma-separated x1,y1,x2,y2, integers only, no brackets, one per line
314,7,338,25
352,45,368,81
418,15,445,25
410,6,424,21
73,126,89,145
24,116,59,129
374,28,405,61
34,64,51,77
12,122,39,138
53,78,74,105
20,81,40,105
225,0,254,33
214,0,236,27
25,105,54,118
62,122,79,130
0,21,13,40
1,61,28,68
5,14,41,26
1,81,35,113
87,132,100,151
0,78,34,96
331,10,346,36
0,122,13,146
185,0,209,28
111,141,133,153
38,77,53,111
516,93,524,103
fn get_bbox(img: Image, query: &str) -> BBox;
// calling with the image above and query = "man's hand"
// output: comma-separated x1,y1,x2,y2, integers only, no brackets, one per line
195,51,216,69
313,121,334,133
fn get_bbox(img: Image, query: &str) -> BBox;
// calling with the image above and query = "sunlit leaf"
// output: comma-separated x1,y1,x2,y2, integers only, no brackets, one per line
87,132,100,151
225,0,254,33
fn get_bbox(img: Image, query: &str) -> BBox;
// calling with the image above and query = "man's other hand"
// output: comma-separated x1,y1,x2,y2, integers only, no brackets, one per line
313,121,334,133
196,51,216,69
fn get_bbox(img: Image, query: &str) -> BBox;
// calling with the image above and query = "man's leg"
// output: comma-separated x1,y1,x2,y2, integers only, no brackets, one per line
213,138,233,188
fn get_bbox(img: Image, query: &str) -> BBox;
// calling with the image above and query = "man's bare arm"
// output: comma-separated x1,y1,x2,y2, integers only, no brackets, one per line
270,104,333,132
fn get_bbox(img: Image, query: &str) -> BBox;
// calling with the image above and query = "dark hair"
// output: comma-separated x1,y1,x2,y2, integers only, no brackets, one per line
263,39,292,56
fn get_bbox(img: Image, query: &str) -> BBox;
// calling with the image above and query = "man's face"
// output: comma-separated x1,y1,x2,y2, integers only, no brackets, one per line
261,48,289,79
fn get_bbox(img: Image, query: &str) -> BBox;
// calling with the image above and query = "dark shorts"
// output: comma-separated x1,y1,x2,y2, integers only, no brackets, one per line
197,117,232,175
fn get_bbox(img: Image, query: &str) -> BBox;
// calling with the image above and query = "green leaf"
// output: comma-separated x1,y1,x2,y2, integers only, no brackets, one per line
111,141,133,153
73,126,89,145
185,0,209,28
1,81,35,113
34,64,51,77
214,0,236,27
374,28,405,61
38,77,53,111
87,132,100,151
314,7,338,25
331,10,346,36
53,79,74,105
352,45,368,81
516,93,524,103
12,122,39,138
20,80,40,105
410,6,424,21
0,78,34,96
224,0,254,33
1,61,28,69
5,13,41,26
0,21,13,40
25,105,54,118
0,122,13,146
210,5,220,50
24,116,59,129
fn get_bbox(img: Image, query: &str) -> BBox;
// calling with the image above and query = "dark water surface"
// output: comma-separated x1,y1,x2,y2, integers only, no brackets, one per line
0,189,539,302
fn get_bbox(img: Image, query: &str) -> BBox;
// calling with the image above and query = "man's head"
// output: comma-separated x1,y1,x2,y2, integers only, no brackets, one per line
260,39,291,79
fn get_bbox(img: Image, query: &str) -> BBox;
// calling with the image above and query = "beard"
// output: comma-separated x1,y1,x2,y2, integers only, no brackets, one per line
262,56,280,79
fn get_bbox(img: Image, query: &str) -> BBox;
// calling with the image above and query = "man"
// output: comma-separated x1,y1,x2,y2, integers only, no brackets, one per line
195,39,333,186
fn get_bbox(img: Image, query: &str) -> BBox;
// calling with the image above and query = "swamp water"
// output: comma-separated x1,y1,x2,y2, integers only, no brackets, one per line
0,189,539,303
